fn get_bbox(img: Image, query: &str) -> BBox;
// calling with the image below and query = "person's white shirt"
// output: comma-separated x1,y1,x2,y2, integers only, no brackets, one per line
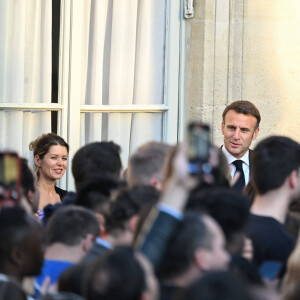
222,146,250,185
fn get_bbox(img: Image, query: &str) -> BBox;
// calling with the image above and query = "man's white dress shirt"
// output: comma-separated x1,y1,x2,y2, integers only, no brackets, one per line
222,146,250,185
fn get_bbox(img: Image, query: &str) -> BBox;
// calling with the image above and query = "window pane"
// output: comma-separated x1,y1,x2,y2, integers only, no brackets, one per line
80,112,163,166
0,110,51,163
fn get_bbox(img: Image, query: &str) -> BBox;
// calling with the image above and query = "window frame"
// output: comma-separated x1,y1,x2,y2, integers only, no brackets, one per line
0,0,186,191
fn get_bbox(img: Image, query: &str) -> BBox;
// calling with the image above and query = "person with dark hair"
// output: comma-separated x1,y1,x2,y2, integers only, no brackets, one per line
35,206,100,298
159,212,229,300
127,141,172,190
75,173,121,235
75,174,120,210
185,271,252,300
186,188,266,286
29,133,69,210
247,136,300,270
83,247,149,300
221,100,261,190
72,141,122,191
20,158,40,214
187,188,250,255
83,186,159,262
0,207,44,300
74,174,121,236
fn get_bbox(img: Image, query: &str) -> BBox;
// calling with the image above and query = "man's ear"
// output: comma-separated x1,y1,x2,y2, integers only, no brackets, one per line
221,122,225,135
82,234,95,253
128,215,139,234
252,127,259,140
194,248,211,272
288,170,298,189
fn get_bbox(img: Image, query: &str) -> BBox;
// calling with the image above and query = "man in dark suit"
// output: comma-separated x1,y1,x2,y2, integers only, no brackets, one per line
221,100,261,190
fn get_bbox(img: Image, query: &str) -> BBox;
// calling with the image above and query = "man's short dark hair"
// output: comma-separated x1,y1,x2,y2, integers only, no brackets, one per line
252,136,300,195
84,247,146,300
0,207,43,276
75,174,120,213
0,207,31,266
105,186,159,235
72,142,122,190
222,100,261,130
160,212,213,279
186,188,249,249
45,206,100,246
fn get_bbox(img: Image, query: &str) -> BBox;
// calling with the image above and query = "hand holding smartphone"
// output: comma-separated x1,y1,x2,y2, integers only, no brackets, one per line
186,122,211,175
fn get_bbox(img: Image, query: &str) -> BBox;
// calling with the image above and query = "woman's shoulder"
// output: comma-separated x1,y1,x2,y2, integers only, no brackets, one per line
54,186,68,200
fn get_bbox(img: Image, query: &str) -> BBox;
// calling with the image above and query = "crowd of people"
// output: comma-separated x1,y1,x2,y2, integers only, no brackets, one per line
0,100,300,300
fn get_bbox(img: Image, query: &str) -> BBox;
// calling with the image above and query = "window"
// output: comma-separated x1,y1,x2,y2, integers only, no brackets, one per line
0,0,185,191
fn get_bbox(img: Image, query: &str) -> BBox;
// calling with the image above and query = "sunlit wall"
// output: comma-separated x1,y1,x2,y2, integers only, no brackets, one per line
185,0,300,146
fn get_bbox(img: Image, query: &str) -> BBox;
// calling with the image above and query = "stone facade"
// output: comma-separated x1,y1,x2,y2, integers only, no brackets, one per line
185,0,300,147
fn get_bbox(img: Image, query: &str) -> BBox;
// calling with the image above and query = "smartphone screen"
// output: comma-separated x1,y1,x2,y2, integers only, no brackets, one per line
259,261,283,280
187,122,210,175
0,152,21,204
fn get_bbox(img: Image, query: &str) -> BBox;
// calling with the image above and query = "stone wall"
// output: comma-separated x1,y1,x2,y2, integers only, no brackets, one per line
185,0,300,147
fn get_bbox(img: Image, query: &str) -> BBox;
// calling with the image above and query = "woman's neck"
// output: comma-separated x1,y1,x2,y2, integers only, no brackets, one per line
37,177,60,210
37,176,56,193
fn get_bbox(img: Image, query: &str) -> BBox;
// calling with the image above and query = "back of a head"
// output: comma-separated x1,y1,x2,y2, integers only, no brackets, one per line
46,206,100,246
186,271,251,300
127,141,171,187
75,174,120,213
0,206,43,276
160,212,213,279
72,142,122,191
0,207,31,265
252,136,300,195
105,186,159,235
84,247,146,300
187,188,250,252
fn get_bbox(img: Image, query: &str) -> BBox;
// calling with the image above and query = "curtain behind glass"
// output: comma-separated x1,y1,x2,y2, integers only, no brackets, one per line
80,0,166,165
0,0,52,165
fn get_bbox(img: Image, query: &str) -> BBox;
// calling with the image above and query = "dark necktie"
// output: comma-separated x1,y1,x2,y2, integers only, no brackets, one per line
232,160,245,191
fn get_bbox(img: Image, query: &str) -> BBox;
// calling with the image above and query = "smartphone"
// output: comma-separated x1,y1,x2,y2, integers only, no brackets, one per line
0,152,22,205
187,122,210,175
259,261,283,280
